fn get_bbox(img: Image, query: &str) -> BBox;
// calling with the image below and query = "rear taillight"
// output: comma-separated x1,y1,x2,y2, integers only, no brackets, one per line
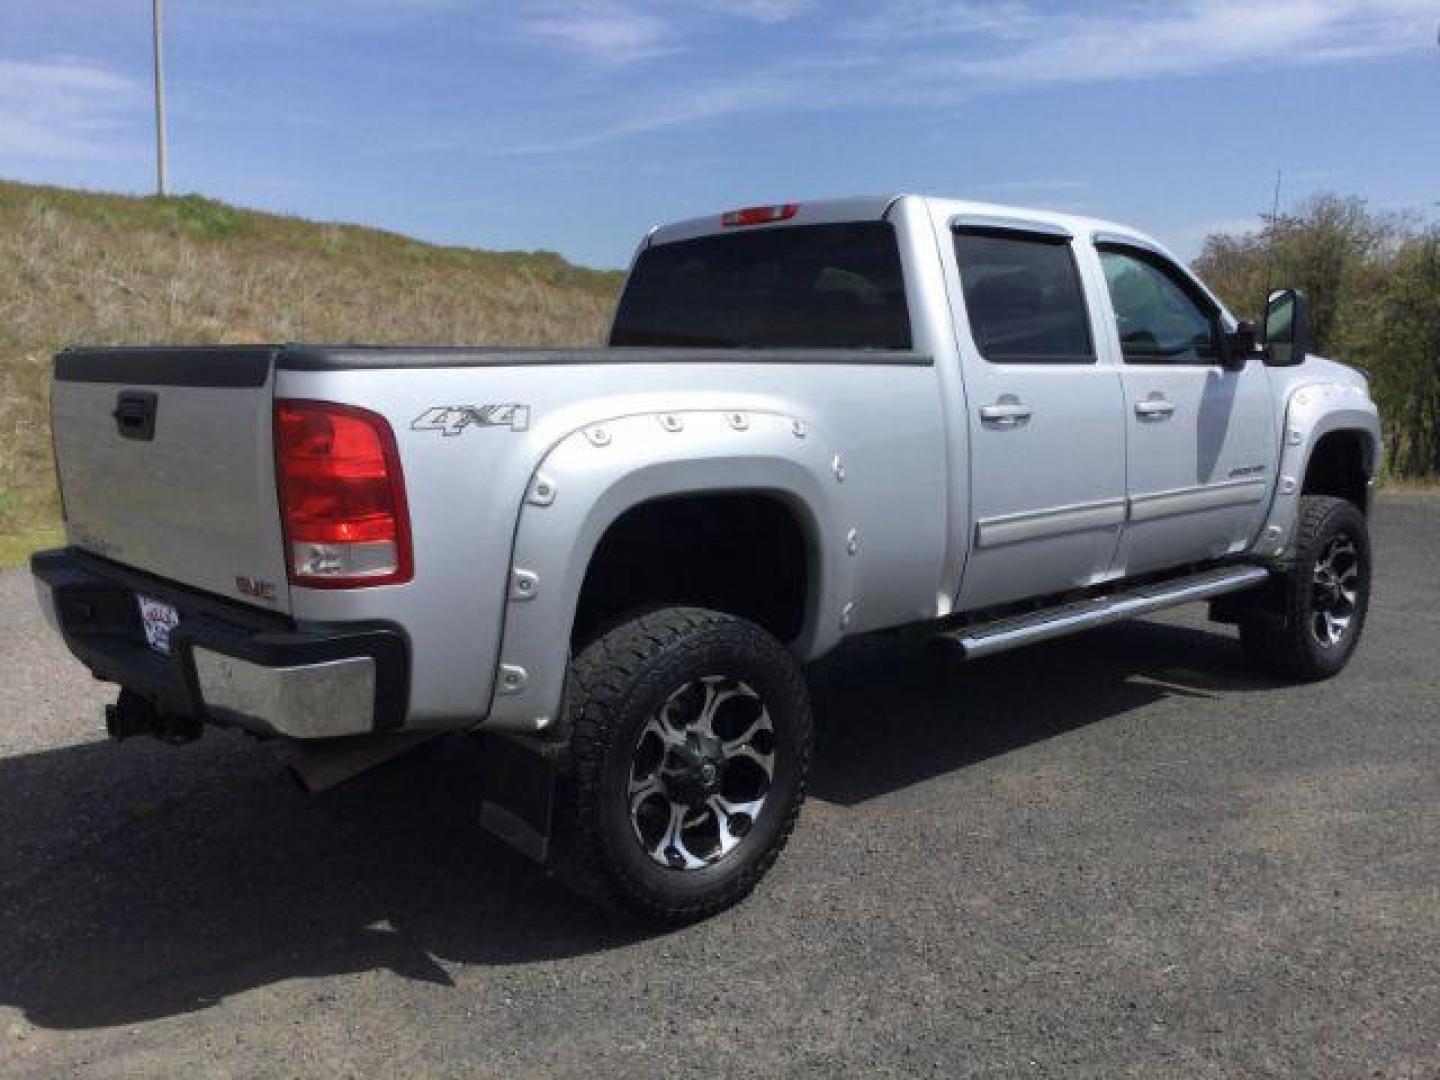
721,203,799,227
274,400,412,588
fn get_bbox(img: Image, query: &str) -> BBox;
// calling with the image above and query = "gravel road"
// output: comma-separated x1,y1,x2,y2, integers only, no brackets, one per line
2,495,1437,1078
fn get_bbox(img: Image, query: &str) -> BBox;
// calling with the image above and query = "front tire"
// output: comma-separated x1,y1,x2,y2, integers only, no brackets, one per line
553,607,812,924
1240,495,1371,681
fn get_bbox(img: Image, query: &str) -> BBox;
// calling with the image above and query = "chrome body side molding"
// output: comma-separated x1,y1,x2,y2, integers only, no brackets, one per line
1127,477,1269,523
973,479,1268,551
974,497,1127,549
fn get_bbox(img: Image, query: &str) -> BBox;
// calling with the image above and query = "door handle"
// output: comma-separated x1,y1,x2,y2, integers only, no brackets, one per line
979,397,1032,427
113,390,158,441
1134,395,1175,420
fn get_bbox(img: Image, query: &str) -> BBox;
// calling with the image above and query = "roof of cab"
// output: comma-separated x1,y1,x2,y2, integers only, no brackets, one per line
646,193,1169,259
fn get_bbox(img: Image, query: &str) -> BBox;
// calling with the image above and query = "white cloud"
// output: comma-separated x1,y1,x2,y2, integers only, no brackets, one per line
974,180,1090,194
841,1,1044,41
853,0,1438,98
507,0,816,65
696,0,816,22
515,1,673,64
496,71,800,154
0,57,142,161
490,0,1439,149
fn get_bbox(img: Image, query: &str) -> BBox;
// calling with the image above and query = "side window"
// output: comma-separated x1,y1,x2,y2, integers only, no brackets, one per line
1098,248,1219,364
953,229,1094,364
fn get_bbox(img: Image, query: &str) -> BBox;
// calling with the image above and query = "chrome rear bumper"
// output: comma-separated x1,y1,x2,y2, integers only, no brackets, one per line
192,649,377,739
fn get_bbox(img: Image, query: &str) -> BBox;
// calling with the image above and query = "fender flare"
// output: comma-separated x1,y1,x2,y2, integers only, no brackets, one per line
484,408,856,733
1252,382,1380,560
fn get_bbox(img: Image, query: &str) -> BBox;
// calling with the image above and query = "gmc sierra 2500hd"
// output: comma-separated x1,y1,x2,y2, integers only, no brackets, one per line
34,196,1380,922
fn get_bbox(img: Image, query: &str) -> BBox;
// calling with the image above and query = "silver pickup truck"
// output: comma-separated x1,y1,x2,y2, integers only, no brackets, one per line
34,195,1381,922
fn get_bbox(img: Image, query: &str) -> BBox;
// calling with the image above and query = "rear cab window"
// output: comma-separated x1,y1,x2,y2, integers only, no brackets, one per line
610,222,912,349
952,227,1095,364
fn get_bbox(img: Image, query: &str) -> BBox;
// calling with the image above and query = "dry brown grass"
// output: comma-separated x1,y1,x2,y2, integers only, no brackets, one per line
0,179,622,552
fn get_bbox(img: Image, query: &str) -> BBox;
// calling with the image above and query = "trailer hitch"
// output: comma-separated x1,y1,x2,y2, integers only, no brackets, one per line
104,687,202,744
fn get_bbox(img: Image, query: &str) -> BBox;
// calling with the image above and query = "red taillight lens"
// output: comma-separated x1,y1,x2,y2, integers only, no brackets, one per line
721,203,799,228
274,400,412,588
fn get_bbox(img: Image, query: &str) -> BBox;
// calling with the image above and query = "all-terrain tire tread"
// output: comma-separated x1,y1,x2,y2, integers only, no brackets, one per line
553,607,811,924
1240,495,1368,681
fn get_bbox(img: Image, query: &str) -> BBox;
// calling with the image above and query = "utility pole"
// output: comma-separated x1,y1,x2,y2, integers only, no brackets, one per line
1263,169,1282,304
152,0,168,196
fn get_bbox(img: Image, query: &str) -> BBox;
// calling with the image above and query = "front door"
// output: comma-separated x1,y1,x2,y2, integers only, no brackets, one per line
1092,242,1276,576
944,216,1128,611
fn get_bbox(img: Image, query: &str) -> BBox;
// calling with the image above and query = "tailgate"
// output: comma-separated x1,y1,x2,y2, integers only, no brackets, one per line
50,346,291,613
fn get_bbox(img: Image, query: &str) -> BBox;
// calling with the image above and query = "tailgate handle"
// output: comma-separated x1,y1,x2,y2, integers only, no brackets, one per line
113,390,158,441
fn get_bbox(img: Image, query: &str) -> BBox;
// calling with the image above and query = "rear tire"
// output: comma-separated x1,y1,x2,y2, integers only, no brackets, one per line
1240,495,1371,681
552,607,812,924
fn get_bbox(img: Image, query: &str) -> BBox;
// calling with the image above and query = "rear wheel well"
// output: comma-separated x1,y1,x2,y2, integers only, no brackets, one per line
572,493,811,648
1303,430,1370,512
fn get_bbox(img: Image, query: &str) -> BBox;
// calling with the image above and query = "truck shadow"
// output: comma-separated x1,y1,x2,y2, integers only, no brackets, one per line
808,616,1273,805
0,617,1274,1030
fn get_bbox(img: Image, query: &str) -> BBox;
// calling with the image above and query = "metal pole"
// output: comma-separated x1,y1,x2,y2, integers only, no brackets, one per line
1262,169,1282,305
152,0,168,196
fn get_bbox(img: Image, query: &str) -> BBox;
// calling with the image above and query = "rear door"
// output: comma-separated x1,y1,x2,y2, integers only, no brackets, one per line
944,216,1127,611
1090,241,1276,575
50,346,291,611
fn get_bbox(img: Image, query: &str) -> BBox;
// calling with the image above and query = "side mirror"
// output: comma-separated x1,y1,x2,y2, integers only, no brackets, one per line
1220,320,1258,371
1263,288,1309,367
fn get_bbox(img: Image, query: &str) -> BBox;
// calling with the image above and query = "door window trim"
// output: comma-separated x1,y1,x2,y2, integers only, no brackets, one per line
951,214,1073,240
951,221,1096,366
1093,239,1224,367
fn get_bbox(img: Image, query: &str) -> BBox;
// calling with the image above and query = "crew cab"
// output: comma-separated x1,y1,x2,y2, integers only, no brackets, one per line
34,195,1381,922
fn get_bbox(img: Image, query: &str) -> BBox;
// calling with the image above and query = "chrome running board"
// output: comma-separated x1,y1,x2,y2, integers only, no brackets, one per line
942,565,1271,661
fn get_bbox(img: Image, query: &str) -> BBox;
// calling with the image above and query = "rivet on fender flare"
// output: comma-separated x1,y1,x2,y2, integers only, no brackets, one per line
791,419,808,438
846,528,859,556
840,602,856,629
659,414,684,432
586,425,612,447
498,664,529,695
831,454,846,482
527,474,556,506
509,569,539,600
728,412,749,431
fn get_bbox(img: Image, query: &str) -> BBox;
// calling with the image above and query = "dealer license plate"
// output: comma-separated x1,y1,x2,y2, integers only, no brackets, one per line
136,595,180,655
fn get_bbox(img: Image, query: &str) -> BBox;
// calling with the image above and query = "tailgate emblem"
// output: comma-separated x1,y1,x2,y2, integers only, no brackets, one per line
411,404,530,436
235,576,277,602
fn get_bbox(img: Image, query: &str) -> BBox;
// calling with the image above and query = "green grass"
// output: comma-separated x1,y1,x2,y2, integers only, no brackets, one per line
1379,474,1440,493
0,177,623,558
0,526,64,569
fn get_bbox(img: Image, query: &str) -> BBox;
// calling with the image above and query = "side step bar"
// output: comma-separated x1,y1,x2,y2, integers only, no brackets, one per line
941,565,1271,661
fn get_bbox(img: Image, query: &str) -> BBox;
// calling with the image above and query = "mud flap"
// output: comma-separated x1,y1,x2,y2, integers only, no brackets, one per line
1209,568,1286,627
478,731,561,864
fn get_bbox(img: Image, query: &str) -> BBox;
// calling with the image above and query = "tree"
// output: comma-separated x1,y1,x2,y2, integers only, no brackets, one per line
1192,194,1438,478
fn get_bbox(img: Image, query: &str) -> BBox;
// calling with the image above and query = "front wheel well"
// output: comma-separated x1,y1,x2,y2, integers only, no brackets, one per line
572,493,811,649
1303,430,1371,513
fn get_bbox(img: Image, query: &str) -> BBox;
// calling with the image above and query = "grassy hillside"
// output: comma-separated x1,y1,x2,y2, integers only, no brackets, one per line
0,179,623,560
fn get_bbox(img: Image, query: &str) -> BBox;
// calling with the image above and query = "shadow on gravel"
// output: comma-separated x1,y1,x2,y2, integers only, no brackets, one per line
0,734,636,1030
807,617,1276,805
0,618,1272,1030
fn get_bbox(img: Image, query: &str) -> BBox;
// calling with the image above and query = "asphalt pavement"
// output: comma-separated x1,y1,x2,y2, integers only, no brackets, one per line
2,495,1436,1078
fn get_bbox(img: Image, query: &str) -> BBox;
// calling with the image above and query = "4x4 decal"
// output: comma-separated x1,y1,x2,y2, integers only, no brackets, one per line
411,404,530,436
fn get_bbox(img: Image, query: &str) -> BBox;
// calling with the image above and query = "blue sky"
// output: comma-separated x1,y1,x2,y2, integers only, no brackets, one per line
3,1,1437,268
